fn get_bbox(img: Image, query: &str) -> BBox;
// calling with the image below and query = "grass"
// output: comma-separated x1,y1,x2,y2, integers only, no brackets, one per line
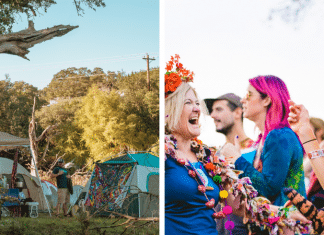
0,213,159,235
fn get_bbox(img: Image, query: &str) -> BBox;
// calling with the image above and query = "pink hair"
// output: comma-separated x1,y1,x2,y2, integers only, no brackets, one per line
249,75,291,144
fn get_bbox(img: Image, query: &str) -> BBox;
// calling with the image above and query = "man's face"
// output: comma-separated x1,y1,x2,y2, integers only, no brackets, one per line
210,100,235,135
58,162,64,167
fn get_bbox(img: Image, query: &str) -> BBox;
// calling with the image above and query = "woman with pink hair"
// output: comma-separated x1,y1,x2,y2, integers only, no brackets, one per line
221,75,306,208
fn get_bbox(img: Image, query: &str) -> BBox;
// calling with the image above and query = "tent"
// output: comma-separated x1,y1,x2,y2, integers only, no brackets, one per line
0,131,30,147
0,132,51,214
41,180,58,208
41,181,84,209
74,152,159,217
0,157,48,210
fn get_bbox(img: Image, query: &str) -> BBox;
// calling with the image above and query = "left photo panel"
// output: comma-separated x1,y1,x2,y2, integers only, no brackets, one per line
0,0,159,234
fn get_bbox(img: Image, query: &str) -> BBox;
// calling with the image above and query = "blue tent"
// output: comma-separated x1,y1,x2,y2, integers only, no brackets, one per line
73,152,159,217
103,152,159,168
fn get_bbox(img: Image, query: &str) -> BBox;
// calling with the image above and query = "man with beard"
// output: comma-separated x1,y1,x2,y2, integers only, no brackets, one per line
204,93,253,150
204,93,254,235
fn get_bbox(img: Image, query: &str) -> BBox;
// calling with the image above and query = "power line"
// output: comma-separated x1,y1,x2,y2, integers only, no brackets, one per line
0,53,159,70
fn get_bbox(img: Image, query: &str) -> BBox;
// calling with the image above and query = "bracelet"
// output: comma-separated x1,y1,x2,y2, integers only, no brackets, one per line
302,139,317,145
308,149,324,160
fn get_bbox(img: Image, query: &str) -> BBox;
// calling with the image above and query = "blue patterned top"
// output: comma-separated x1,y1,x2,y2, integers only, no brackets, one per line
165,157,219,235
235,127,306,206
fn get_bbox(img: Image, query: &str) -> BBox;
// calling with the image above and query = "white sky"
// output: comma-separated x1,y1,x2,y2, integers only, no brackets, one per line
163,0,324,147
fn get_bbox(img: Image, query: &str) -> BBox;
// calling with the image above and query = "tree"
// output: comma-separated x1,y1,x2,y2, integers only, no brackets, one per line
35,97,90,168
41,67,110,101
76,68,159,162
0,76,46,138
269,0,316,23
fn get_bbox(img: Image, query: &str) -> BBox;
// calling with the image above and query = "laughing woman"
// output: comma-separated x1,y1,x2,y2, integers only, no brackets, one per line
165,83,221,234
221,75,306,207
164,55,226,234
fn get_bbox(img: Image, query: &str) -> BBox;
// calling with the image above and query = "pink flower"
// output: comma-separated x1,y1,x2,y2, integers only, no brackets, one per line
268,217,280,224
223,206,233,215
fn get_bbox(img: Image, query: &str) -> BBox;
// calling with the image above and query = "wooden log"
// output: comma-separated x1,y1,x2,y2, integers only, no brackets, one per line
0,21,78,60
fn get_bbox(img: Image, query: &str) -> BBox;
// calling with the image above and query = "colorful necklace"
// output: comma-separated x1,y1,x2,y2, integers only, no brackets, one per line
165,135,236,234
165,134,314,235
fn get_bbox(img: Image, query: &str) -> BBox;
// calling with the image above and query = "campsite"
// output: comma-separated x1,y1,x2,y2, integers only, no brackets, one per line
0,130,159,234
0,0,158,233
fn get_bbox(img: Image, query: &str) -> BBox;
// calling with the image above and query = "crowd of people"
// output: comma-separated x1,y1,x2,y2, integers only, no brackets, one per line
164,55,324,235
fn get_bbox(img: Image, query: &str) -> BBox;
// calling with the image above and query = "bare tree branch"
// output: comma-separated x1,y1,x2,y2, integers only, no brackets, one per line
0,20,78,60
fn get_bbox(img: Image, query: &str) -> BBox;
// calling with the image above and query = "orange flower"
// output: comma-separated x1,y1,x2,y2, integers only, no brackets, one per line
165,64,173,71
237,183,243,190
165,54,194,98
205,162,215,171
165,73,182,96
192,138,203,145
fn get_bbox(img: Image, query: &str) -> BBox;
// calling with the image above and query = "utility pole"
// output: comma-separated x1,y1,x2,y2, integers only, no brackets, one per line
142,53,155,91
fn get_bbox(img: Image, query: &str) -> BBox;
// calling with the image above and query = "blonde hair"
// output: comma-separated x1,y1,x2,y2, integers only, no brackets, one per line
165,82,207,134
310,117,324,141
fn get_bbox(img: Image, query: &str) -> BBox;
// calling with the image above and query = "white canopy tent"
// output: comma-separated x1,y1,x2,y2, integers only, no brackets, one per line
0,131,51,215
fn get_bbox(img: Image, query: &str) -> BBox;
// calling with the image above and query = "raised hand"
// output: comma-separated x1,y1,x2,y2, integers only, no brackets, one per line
284,188,324,234
287,100,311,136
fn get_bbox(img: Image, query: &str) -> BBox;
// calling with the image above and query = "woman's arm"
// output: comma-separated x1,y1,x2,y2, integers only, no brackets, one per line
288,100,324,189
222,129,298,200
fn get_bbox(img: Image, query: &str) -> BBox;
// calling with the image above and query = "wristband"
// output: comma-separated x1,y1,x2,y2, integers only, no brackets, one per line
308,149,324,159
302,139,317,145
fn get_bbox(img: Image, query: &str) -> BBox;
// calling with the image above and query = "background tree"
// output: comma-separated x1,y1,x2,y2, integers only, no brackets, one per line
76,68,159,163
0,76,46,138
41,67,110,101
269,0,318,23
35,97,90,169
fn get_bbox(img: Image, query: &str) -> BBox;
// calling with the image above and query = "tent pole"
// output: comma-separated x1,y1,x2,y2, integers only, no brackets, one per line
29,147,52,217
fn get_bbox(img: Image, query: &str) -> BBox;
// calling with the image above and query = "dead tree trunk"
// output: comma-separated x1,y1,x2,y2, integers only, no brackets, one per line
0,21,78,60
29,97,56,176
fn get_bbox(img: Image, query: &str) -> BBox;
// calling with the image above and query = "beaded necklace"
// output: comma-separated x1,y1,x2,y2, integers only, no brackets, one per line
165,134,236,234
165,134,314,235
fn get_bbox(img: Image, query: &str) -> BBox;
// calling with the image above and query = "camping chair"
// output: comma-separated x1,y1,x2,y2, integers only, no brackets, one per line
2,188,21,217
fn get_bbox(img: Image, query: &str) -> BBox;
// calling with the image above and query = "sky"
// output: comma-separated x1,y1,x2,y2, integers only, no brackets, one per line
163,0,324,147
0,0,159,90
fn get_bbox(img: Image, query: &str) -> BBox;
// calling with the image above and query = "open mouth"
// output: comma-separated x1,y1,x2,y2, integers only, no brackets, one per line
188,117,199,125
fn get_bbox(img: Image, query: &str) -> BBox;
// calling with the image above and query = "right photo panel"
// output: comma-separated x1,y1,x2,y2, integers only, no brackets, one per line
163,1,324,235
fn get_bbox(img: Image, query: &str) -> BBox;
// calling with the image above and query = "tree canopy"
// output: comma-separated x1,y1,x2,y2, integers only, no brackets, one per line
0,76,46,138
0,0,106,34
33,67,159,167
76,68,159,163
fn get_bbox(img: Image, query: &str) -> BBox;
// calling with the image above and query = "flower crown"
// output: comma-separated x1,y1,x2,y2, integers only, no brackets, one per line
165,54,194,98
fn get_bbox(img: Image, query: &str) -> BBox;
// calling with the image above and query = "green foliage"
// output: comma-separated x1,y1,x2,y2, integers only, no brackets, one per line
36,97,90,167
41,67,110,102
0,0,106,34
34,67,159,167
41,67,121,102
76,68,159,162
0,76,46,138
